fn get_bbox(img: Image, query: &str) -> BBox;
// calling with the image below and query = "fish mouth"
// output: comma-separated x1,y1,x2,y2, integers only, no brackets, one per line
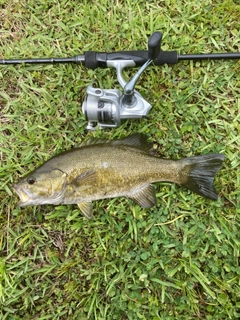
14,185,31,206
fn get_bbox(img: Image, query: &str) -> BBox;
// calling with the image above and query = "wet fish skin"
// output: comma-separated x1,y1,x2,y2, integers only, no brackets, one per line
14,133,225,218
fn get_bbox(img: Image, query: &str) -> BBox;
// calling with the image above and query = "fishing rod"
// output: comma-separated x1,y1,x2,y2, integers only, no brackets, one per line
1,31,240,130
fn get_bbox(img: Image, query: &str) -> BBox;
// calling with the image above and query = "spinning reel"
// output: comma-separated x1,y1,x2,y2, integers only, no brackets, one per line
1,31,239,130
83,32,162,129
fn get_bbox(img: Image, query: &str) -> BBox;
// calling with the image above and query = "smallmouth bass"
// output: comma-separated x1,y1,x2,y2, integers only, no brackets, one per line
14,133,225,218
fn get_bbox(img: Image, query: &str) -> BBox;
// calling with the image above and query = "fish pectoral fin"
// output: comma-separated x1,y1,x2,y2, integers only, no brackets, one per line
129,184,157,208
71,169,97,188
78,202,93,219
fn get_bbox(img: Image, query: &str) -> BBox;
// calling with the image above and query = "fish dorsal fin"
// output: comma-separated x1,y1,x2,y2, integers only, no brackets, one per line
78,202,93,219
77,138,110,147
77,133,152,153
71,169,97,189
128,184,157,208
112,133,152,153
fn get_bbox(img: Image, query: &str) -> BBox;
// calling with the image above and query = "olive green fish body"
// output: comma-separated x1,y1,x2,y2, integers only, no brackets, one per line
60,146,180,203
14,134,225,218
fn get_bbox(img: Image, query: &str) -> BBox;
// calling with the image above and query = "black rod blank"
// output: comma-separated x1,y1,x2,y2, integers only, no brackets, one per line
178,52,240,61
0,51,239,68
0,56,85,65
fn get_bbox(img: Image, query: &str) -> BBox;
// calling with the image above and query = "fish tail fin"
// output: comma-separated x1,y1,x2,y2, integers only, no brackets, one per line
180,154,225,200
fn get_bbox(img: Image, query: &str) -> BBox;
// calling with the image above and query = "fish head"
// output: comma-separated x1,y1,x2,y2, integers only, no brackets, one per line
14,168,68,207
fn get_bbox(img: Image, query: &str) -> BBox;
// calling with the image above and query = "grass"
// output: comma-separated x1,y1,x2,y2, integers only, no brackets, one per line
0,0,240,319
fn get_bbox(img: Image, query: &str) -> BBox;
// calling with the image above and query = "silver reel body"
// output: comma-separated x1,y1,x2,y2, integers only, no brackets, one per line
82,61,152,130
82,32,162,130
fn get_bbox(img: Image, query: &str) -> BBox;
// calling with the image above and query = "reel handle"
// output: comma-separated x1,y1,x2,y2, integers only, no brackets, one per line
122,32,162,107
148,31,162,60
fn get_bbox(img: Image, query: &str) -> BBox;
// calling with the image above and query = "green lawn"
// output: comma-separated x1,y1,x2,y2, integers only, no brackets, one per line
0,0,240,319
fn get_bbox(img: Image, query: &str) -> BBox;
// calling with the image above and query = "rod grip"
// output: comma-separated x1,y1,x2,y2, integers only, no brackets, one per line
84,51,147,69
83,50,178,69
154,51,178,65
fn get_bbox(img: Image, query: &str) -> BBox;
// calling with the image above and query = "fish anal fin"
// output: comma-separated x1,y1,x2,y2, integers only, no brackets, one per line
129,184,157,208
78,202,93,219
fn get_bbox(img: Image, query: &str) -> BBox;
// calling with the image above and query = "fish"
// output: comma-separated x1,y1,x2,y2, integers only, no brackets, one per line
14,133,225,219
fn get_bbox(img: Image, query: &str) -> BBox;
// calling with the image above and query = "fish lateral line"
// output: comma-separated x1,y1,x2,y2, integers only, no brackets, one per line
13,134,226,217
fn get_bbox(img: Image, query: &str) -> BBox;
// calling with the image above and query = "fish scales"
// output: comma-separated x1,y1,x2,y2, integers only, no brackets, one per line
14,133,225,218
58,144,181,203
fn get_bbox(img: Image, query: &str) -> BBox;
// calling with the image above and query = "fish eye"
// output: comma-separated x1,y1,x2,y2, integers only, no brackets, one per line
27,177,36,185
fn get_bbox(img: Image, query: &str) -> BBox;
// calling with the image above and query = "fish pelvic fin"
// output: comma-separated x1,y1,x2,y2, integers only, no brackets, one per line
180,153,225,200
78,202,93,219
128,184,157,208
